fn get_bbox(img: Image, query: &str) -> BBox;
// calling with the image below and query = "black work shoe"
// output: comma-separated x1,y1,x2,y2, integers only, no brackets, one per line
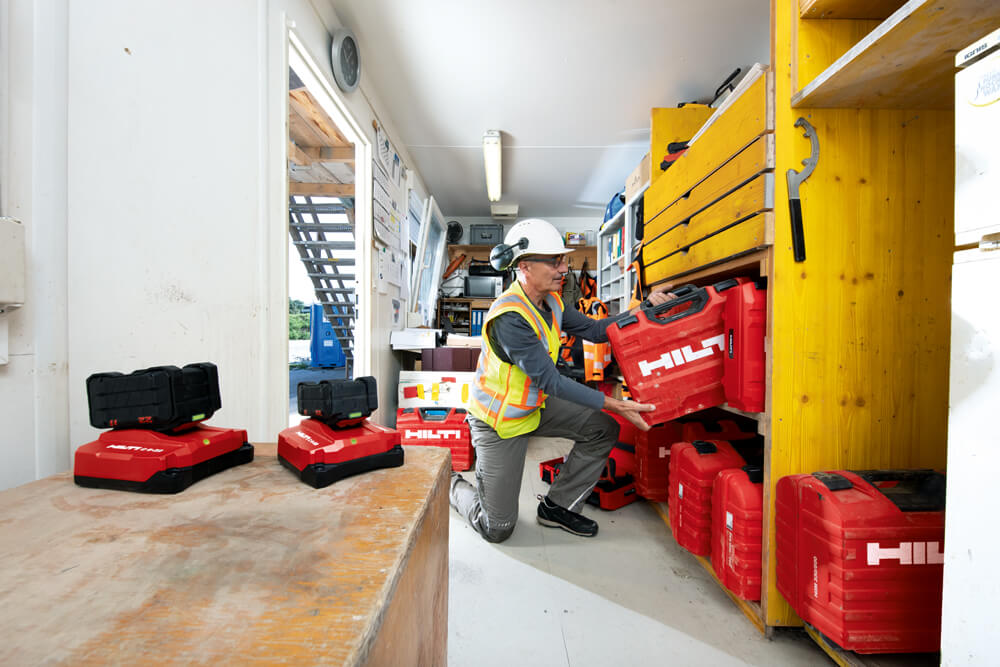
536,495,598,537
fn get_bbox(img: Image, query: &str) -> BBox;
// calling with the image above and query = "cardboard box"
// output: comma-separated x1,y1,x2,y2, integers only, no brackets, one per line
625,152,650,202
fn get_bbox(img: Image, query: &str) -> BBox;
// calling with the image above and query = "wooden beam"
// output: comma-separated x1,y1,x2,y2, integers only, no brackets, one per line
287,141,313,166
300,146,355,162
289,89,351,146
289,182,355,197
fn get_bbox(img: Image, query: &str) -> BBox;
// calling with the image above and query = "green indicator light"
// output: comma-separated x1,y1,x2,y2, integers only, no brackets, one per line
349,412,362,418
351,438,358,444
202,439,210,445
191,413,206,421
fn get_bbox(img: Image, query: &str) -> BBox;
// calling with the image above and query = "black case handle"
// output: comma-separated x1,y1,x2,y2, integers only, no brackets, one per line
418,407,451,422
742,465,764,484
852,469,946,512
692,440,718,455
620,283,704,329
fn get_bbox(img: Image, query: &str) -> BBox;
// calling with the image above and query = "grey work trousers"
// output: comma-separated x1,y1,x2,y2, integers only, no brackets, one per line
452,395,619,543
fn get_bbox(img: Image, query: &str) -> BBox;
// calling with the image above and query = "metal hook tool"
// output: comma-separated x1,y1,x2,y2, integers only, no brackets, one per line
785,117,819,262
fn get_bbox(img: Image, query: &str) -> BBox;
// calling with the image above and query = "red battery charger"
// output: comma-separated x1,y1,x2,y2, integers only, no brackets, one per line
711,465,764,601
722,277,766,412
74,424,252,494
75,363,253,493
668,439,745,555
776,469,946,654
278,418,404,489
608,280,739,426
396,407,474,472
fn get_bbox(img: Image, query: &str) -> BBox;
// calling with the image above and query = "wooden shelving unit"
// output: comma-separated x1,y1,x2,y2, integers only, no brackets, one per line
791,0,1000,109
626,0,967,649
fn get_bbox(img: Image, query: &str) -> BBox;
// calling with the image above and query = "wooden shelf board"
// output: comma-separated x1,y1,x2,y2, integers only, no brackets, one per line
792,0,1000,109
645,248,768,288
799,0,904,19
719,403,767,424
649,501,766,634
802,623,940,667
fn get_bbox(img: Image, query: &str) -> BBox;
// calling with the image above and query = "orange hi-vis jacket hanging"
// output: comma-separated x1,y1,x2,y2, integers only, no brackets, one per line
468,281,564,439
577,296,612,381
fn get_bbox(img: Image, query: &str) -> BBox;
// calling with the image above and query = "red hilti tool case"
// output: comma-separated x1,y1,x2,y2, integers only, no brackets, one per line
397,407,473,472
668,439,745,555
607,280,738,425
722,277,766,412
775,469,946,654
711,465,764,601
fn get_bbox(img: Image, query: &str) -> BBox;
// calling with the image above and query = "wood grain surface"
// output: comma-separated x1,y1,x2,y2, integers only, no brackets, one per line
0,444,449,666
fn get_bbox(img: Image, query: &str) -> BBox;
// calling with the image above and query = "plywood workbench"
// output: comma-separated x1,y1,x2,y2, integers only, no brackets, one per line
0,443,450,666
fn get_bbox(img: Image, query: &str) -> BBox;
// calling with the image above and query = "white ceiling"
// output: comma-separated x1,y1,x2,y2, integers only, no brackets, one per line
331,0,770,219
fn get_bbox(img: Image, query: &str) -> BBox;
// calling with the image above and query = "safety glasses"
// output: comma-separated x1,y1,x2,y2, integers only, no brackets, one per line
521,254,567,267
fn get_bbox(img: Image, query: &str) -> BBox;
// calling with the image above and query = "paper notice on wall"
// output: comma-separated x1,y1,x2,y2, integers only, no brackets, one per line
373,162,402,249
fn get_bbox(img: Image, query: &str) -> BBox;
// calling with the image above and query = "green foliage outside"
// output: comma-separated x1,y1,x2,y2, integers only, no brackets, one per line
289,298,310,340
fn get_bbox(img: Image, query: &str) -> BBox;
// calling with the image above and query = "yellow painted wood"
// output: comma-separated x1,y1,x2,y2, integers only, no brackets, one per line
645,213,769,285
799,0,903,19
649,106,714,186
794,17,881,94
792,0,1000,108
644,173,773,262
644,74,772,226
645,134,773,246
766,0,953,627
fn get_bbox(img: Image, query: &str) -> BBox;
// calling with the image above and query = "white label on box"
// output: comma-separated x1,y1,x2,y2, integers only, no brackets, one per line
678,483,683,499
323,340,333,347
726,511,734,530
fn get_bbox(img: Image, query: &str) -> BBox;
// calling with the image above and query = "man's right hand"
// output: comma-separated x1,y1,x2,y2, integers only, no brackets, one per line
603,395,656,432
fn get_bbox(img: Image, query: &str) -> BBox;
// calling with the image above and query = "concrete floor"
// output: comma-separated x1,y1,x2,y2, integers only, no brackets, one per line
447,436,831,667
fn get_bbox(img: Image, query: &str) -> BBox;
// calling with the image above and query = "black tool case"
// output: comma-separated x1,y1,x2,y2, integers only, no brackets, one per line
86,362,222,432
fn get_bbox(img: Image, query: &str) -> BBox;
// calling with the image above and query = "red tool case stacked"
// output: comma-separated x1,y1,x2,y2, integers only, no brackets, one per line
633,421,683,501
711,465,764,601
632,417,755,502
74,362,253,493
279,377,403,488
668,439,745,555
775,469,946,654
722,278,766,412
396,407,474,471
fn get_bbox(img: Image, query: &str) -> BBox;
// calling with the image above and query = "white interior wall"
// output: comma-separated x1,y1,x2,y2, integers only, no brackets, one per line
0,0,428,490
0,0,71,490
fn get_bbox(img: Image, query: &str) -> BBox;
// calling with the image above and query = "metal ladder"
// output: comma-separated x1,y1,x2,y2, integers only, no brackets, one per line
288,196,356,375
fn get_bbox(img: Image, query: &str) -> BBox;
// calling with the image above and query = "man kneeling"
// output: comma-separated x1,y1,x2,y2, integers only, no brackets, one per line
449,218,673,542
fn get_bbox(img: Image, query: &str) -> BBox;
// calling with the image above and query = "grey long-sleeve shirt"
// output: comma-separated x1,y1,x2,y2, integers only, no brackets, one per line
486,301,619,410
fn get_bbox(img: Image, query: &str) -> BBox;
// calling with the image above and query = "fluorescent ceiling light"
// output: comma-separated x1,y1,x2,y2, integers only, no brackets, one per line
483,130,502,202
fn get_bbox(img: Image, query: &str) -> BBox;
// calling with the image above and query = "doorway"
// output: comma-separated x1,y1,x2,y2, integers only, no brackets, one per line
286,34,370,425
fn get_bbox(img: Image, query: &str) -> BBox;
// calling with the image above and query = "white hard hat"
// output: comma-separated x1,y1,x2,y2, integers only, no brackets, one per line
504,218,571,261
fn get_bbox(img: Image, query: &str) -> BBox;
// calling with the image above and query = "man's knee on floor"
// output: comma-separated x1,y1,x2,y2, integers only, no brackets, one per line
477,515,517,543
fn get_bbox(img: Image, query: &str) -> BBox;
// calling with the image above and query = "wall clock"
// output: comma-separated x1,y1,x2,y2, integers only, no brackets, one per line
330,27,360,93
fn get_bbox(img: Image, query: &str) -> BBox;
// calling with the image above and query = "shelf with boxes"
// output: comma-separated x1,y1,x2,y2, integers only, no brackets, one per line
609,1,959,647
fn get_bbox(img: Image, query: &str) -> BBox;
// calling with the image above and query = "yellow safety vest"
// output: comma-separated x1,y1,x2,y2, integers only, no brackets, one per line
468,281,564,439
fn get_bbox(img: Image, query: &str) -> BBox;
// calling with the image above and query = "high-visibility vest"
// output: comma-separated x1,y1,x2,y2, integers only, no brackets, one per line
468,281,564,439
577,296,612,381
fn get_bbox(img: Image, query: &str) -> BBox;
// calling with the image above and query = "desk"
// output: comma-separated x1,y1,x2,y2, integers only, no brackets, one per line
0,443,450,666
